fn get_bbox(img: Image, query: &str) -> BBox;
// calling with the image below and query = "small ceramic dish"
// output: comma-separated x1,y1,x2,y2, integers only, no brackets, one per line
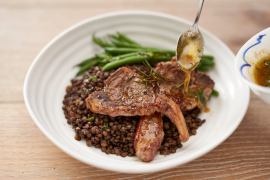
236,27,270,104
24,11,250,173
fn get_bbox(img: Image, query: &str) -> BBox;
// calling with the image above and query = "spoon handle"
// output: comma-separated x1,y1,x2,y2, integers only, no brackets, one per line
193,0,205,28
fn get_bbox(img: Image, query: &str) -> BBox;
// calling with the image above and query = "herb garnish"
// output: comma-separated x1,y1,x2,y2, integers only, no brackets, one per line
88,75,98,82
102,122,109,131
87,116,95,122
135,60,165,86
211,89,219,97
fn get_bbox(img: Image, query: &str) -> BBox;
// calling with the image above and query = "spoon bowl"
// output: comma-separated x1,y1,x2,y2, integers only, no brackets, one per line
176,27,204,70
176,0,205,71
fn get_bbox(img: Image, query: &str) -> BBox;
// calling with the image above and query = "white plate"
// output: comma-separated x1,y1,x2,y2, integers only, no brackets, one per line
24,11,250,173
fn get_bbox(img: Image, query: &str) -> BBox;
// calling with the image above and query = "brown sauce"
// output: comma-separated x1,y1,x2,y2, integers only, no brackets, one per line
253,55,270,87
183,70,191,93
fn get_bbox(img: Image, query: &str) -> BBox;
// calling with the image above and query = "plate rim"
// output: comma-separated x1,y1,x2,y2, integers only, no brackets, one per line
23,10,250,173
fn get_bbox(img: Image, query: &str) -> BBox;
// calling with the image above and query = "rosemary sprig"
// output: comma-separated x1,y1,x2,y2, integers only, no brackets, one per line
134,60,165,87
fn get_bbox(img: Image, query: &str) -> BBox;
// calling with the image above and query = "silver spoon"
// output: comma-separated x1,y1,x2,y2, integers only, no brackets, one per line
176,0,205,71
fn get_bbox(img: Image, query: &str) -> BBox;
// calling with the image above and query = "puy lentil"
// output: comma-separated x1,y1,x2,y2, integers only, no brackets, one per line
63,66,205,157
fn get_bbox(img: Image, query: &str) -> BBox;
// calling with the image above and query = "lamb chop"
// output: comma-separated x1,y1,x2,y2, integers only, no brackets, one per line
134,59,214,161
134,113,164,162
86,67,189,142
155,58,214,112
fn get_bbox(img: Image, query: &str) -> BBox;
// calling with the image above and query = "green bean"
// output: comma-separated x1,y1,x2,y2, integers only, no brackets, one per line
76,59,99,76
110,34,141,48
76,56,97,67
96,52,111,59
113,32,141,46
104,47,141,54
201,55,214,60
76,52,110,67
104,47,175,55
110,52,142,61
102,53,152,71
102,52,174,71
92,35,114,48
110,39,141,48
197,55,215,72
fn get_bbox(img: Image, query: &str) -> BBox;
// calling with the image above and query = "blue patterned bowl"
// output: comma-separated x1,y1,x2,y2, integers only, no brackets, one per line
236,27,270,104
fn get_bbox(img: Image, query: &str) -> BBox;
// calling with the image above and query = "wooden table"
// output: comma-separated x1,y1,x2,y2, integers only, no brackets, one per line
1,0,270,179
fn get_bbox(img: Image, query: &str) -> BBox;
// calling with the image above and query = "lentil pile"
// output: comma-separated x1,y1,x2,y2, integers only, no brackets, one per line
62,66,205,157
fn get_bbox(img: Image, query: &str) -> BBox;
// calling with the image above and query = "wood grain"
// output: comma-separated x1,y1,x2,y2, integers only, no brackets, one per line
1,0,270,179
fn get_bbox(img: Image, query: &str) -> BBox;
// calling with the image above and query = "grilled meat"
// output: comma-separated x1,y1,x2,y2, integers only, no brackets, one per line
86,58,215,161
86,67,189,142
155,59,214,111
134,113,164,162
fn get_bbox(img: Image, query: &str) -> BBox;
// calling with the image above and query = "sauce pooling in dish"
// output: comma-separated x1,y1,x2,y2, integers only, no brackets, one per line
253,54,270,87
